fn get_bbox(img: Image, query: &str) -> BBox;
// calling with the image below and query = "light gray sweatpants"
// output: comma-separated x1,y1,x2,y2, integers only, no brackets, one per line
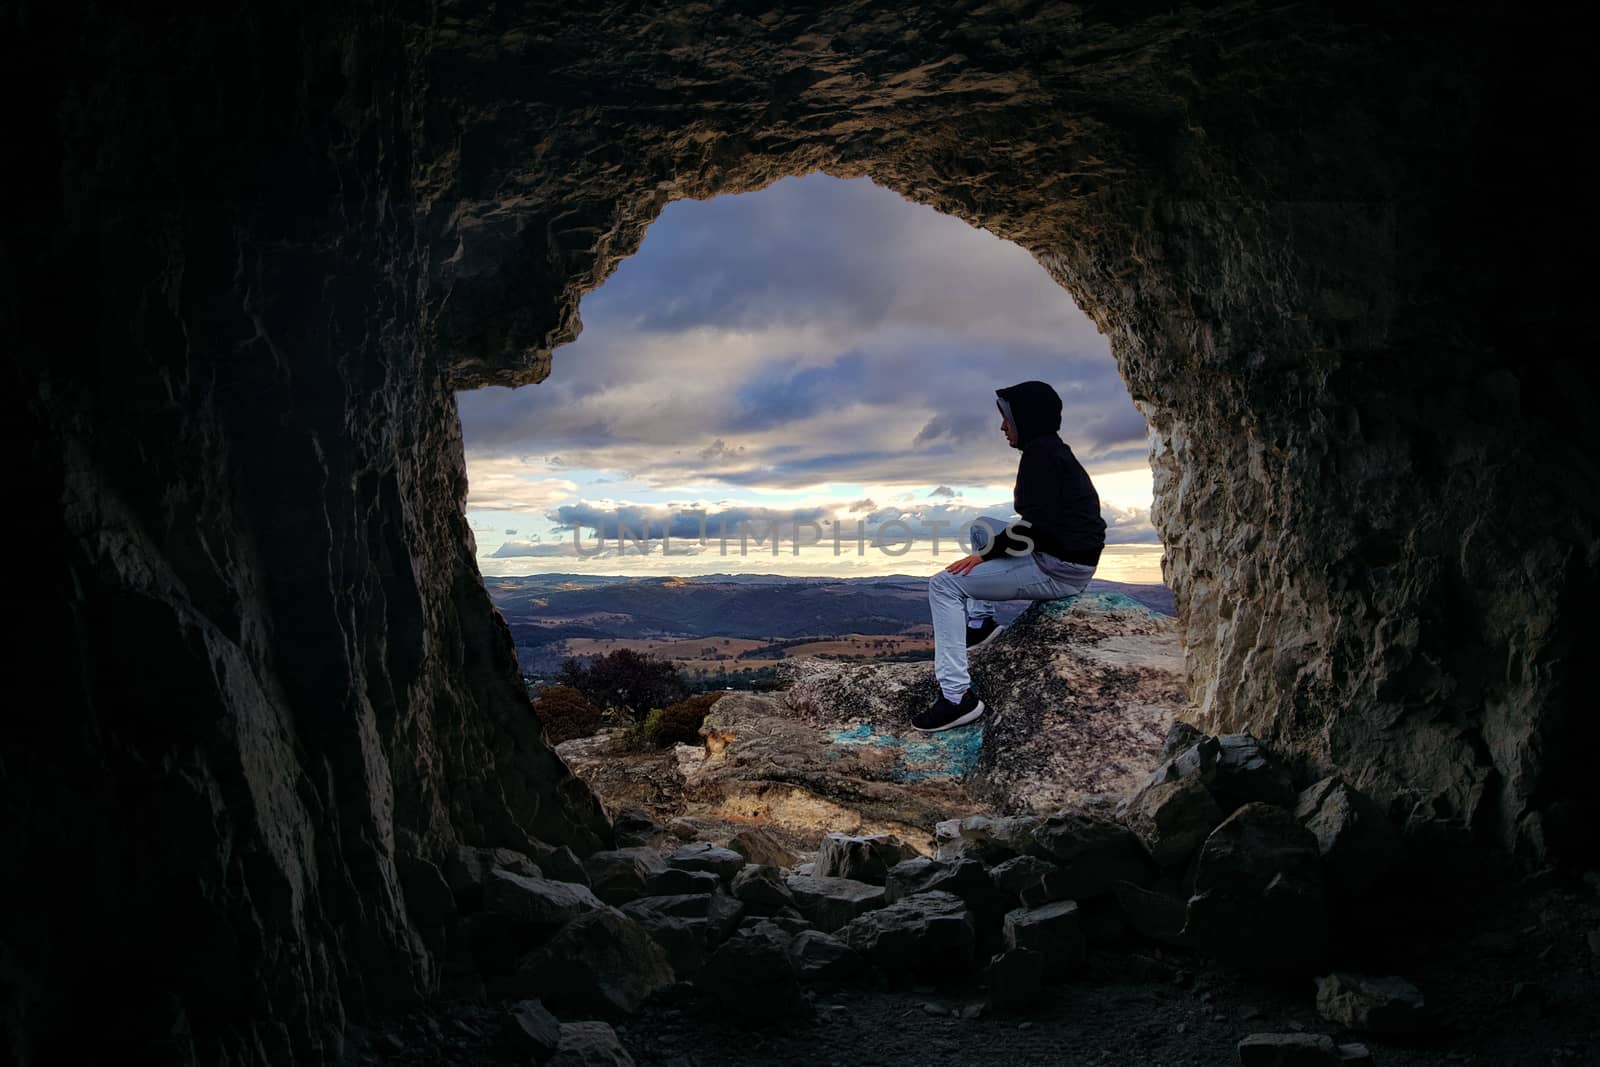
928,551,1094,699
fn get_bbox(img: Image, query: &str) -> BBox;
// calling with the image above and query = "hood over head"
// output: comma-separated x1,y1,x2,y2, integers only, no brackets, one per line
996,380,1063,448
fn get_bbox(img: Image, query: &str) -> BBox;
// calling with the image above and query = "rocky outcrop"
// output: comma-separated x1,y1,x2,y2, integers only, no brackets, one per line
10,1,1590,1062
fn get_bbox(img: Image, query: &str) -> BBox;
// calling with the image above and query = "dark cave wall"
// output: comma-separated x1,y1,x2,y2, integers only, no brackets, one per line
4,1,1592,1064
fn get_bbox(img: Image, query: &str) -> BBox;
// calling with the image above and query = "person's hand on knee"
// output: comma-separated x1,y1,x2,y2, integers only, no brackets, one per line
945,553,983,576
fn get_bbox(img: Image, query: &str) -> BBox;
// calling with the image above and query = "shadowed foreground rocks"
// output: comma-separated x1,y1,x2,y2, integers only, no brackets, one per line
7,1,1594,1062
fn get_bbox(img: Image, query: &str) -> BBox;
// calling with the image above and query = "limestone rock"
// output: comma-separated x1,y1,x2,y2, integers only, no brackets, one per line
785,874,887,933
666,842,746,882
1315,972,1429,1034
621,893,744,944
1184,804,1328,973
549,1021,635,1067
448,847,543,911
1211,735,1299,810
1122,775,1224,868
695,922,811,1023
726,827,801,869
644,867,722,897
1237,1033,1372,1065
1295,778,1404,898
584,849,668,906
483,870,606,927
787,929,864,982
839,891,976,976
730,865,796,911
1002,901,1086,977
1029,809,1155,899
515,909,675,1014
814,833,920,885
935,815,1043,864
612,809,665,850
528,842,594,888
502,999,561,1062
988,856,1067,905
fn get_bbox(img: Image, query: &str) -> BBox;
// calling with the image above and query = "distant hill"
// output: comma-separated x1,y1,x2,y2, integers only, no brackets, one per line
485,572,1174,674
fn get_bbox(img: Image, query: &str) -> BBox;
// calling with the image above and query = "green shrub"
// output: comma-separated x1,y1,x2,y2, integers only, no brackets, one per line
638,691,722,748
533,684,602,744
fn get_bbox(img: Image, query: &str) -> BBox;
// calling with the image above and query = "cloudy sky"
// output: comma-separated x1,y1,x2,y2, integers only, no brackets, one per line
458,174,1161,582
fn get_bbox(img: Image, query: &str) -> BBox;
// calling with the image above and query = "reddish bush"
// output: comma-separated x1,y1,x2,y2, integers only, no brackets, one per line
533,685,602,744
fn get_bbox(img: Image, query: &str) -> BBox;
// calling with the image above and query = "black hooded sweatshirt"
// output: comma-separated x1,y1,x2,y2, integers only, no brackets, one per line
985,380,1107,567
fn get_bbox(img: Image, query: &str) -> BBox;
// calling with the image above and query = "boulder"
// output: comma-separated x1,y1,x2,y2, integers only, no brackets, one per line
726,826,801,868
1315,972,1428,1034
448,846,544,911
884,857,1009,937
1295,778,1404,898
730,864,796,911
1184,803,1327,973
1113,881,1190,946
839,890,975,976
1237,1033,1371,1065
666,842,747,882
621,893,744,943
644,867,722,897
1122,775,1223,868
514,909,675,1014
814,833,920,885
525,840,592,887
987,856,1063,904
935,815,1041,864
549,1021,636,1067
483,870,606,927
985,948,1045,1013
1002,901,1085,977
1211,734,1298,809
583,848,668,905
612,809,665,850
501,999,561,1063
785,874,887,932
695,922,812,1023
616,909,712,979
1029,809,1154,899
787,928,863,982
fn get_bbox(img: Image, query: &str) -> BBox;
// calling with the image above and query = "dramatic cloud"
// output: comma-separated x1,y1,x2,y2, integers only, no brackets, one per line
457,174,1158,578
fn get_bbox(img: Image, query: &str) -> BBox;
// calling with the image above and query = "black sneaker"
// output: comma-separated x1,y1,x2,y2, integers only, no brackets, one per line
965,618,1003,649
912,690,986,732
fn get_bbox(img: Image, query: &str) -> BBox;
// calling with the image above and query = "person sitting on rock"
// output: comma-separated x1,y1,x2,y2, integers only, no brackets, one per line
913,379,1107,731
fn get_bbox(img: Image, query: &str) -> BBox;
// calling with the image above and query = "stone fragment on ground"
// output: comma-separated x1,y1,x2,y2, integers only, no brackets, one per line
513,909,675,1014
985,948,1045,1013
622,892,743,942
1184,802,1327,973
785,873,887,932
726,826,801,868
666,842,746,882
934,814,1043,864
447,846,543,910
814,832,920,884
694,921,812,1023
838,890,975,976
731,864,796,911
787,928,863,982
1003,900,1086,977
644,866,721,896
1029,808,1154,899
1237,1032,1372,1065
612,809,666,850
583,848,668,905
549,1020,636,1067
483,869,606,927
1294,777,1404,898
1314,971,1428,1034
501,999,561,1062
1122,774,1223,867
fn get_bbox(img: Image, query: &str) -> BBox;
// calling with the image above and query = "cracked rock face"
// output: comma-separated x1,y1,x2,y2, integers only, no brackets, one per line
9,1,1590,1062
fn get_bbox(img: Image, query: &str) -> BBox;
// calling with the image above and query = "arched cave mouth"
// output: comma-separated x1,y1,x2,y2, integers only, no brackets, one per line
457,172,1183,844
12,4,1594,1064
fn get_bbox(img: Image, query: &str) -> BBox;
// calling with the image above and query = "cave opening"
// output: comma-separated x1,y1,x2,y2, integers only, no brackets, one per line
11,3,1596,1064
456,170,1182,848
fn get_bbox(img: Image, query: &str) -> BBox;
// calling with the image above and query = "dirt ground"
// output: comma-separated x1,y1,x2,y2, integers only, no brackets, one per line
352,868,1599,1066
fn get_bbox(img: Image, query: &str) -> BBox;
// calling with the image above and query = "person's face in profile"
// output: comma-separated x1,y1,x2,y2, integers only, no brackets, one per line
1000,413,1018,447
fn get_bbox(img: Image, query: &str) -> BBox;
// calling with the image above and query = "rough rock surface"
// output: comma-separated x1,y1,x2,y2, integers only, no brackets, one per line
11,1,1591,1060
